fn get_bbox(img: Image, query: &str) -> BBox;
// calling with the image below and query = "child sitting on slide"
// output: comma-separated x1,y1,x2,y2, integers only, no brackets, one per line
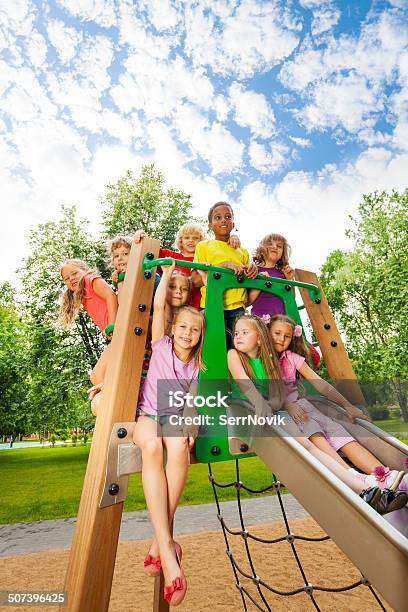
269,314,406,491
227,314,408,515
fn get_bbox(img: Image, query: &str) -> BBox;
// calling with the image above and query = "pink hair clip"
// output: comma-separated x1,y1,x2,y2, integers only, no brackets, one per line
293,325,302,337
261,314,271,324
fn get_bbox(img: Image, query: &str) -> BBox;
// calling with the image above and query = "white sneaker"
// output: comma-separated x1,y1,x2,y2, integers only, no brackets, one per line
364,468,404,491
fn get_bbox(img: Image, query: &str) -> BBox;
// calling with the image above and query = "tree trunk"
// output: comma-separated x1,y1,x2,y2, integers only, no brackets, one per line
77,313,99,367
393,379,408,423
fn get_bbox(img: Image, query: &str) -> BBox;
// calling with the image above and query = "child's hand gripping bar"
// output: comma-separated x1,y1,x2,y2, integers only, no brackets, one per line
142,255,322,303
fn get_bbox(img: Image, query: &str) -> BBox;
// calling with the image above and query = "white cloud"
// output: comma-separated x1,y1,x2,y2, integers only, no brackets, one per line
172,109,244,175
311,7,340,36
229,83,275,138
47,19,82,64
248,141,288,174
144,0,181,31
111,55,214,119
24,29,48,67
117,2,179,60
56,0,117,28
184,0,300,78
236,147,408,273
280,9,408,135
298,72,383,133
1,65,57,124
0,0,35,37
289,136,311,147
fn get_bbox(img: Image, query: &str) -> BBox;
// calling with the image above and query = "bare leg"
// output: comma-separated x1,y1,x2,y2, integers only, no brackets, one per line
90,393,101,416
133,417,181,587
90,344,111,385
309,433,351,469
340,441,384,473
284,421,365,494
147,434,190,558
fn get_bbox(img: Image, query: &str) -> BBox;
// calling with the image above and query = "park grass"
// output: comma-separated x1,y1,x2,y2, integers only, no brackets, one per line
1,417,407,525
0,445,277,524
372,415,407,433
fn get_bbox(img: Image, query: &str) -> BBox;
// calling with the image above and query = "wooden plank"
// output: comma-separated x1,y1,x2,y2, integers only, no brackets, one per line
62,239,159,612
295,268,366,406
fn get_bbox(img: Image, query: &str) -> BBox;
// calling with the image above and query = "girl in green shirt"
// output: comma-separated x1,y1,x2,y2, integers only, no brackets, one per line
227,314,407,515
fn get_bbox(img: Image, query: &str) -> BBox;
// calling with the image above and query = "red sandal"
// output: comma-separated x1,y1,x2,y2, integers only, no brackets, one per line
143,542,182,578
143,553,161,577
163,543,186,606
163,573,187,606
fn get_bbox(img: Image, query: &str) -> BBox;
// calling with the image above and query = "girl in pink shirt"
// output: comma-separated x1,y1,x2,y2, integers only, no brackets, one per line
59,259,118,413
133,261,204,607
270,314,406,491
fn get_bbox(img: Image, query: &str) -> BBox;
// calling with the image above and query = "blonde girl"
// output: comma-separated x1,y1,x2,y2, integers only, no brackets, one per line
134,223,205,308
133,261,204,607
228,314,407,515
59,259,118,411
270,314,406,491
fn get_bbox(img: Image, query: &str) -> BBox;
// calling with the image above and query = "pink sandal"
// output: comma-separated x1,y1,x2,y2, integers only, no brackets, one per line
143,542,182,578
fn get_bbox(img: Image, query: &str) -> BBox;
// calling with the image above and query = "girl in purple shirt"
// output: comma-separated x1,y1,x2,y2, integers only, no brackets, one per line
133,261,204,607
249,233,294,317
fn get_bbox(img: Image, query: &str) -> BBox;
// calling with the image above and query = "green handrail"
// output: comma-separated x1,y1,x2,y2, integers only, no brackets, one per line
143,255,321,303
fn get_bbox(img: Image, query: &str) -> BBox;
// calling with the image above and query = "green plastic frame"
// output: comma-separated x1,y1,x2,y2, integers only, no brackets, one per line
143,255,321,463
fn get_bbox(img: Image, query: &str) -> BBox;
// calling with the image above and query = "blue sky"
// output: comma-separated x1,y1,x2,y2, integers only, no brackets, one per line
1,0,407,284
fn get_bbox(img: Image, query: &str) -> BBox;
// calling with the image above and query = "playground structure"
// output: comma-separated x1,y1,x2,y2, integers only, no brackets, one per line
61,239,408,611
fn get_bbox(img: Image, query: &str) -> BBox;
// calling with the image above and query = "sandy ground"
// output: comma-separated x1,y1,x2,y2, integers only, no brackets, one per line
0,517,389,612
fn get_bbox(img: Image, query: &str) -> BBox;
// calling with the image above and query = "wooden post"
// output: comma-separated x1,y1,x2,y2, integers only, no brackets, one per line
295,269,366,406
62,239,159,612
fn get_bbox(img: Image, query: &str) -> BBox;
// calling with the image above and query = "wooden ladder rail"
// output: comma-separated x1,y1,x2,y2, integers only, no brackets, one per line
61,238,161,612
295,268,367,406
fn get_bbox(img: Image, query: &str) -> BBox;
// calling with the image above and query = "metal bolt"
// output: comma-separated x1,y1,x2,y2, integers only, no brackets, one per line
330,340,337,347
240,443,249,453
117,428,127,439
285,285,291,291
324,323,331,329
138,304,146,312
314,298,321,304
108,483,120,496
237,275,244,283
213,272,221,280
144,271,152,279
146,252,154,260
265,280,272,288
134,327,143,336
211,445,221,456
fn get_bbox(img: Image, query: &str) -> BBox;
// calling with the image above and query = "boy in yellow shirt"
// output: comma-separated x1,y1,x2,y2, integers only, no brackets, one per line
194,201,257,347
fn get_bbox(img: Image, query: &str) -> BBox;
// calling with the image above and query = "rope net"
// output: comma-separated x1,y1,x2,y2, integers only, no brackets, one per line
208,459,386,611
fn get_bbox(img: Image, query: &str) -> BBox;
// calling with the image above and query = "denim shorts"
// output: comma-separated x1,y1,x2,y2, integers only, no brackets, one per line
136,408,173,426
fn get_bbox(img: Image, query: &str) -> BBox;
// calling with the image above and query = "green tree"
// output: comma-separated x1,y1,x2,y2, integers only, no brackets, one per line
18,207,100,432
102,164,193,246
0,286,29,438
320,190,408,420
